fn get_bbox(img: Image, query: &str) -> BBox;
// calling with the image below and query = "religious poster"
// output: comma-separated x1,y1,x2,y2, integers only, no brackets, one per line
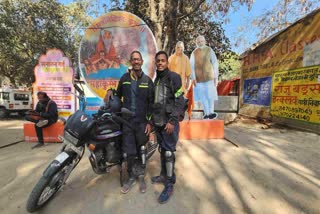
33,49,75,119
243,76,272,106
79,11,157,99
271,65,320,123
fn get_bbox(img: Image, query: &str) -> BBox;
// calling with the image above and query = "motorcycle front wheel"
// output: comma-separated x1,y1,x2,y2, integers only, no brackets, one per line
26,176,60,212
26,148,83,212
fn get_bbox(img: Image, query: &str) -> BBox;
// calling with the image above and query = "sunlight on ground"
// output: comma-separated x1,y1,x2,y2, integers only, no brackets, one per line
85,175,105,189
16,160,42,177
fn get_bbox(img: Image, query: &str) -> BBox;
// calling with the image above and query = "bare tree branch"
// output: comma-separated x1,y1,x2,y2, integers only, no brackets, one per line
177,0,206,21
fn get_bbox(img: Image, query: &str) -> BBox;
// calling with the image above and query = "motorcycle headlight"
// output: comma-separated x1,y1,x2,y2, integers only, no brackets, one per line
64,131,80,146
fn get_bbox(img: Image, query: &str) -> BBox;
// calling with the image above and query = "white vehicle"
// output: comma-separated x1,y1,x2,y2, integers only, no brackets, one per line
0,88,33,118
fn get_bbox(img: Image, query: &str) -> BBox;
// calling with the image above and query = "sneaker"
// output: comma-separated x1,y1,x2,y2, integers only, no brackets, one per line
209,113,218,119
31,142,44,149
138,176,146,193
120,177,136,194
203,115,209,119
36,120,48,127
151,175,166,184
158,183,174,204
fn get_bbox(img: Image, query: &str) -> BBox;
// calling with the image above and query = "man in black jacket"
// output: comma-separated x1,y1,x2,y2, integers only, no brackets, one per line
105,51,154,194
151,51,184,204
25,91,58,149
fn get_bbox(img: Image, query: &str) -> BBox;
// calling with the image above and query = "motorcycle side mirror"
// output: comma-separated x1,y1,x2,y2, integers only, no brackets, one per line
121,108,135,117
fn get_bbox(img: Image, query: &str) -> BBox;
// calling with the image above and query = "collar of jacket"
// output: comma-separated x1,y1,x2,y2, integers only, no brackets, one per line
39,98,49,105
156,68,169,79
130,69,143,80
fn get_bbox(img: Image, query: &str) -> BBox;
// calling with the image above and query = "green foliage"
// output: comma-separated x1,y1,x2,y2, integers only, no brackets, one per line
176,11,231,59
124,0,252,53
0,0,89,86
0,0,254,86
219,52,241,81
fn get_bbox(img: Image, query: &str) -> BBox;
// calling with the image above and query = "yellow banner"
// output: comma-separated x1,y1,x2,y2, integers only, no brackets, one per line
271,66,320,123
58,111,72,117
241,11,320,79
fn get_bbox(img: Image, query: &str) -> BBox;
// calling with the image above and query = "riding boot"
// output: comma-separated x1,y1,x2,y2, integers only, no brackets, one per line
121,156,136,194
158,151,175,204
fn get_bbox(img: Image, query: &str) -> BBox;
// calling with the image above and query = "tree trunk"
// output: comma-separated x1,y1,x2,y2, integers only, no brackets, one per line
129,0,206,54
9,75,16,88
149,0,165,52
162,0,178,54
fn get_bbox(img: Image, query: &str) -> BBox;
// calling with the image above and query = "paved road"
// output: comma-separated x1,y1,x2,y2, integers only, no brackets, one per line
0,118,24,148
0,119,319,214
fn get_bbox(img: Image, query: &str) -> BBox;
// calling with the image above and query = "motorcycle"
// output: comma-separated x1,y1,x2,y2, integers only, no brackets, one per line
26,83,158,212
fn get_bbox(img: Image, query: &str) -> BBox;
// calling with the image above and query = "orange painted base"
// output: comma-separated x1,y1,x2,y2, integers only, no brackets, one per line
24,122,64,143
179,119,224,140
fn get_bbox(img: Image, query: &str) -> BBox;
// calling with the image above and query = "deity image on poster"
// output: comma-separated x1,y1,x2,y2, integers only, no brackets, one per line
79,11,157,99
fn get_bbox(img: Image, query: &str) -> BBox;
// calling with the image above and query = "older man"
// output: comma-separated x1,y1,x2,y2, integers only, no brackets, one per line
190,35,219,119
168,41,192,93
105,50,154,194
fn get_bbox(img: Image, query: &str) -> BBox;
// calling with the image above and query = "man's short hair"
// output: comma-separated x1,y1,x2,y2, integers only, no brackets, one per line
130,50,143,60
155,51,168,60
37,91,48,98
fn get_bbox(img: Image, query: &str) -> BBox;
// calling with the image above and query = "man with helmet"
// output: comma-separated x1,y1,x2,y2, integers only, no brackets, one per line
105,50,154,194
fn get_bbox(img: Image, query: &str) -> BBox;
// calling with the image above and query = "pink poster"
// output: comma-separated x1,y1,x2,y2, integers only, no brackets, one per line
79,11,157,99
33,49,75,119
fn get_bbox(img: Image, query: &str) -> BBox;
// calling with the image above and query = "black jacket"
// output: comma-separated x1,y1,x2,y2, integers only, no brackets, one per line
35,99,58,123
153,68,184,125
115,70,154,123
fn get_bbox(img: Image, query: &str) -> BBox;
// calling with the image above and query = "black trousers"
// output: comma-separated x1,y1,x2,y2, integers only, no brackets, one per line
25,115,55,143
122,120,149,178
155,123,179,184
155,123,179,152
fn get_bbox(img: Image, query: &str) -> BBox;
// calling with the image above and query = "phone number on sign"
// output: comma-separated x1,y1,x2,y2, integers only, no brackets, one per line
277,112,311,121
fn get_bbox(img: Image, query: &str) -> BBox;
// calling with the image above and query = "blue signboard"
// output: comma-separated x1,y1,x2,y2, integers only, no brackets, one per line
79,97,103,116
243,76,272,106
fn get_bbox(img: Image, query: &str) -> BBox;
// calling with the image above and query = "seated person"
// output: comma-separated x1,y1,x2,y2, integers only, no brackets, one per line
25,91,58,149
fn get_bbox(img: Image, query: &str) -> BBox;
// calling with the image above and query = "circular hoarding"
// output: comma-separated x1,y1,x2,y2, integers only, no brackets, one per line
79,11,157,99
